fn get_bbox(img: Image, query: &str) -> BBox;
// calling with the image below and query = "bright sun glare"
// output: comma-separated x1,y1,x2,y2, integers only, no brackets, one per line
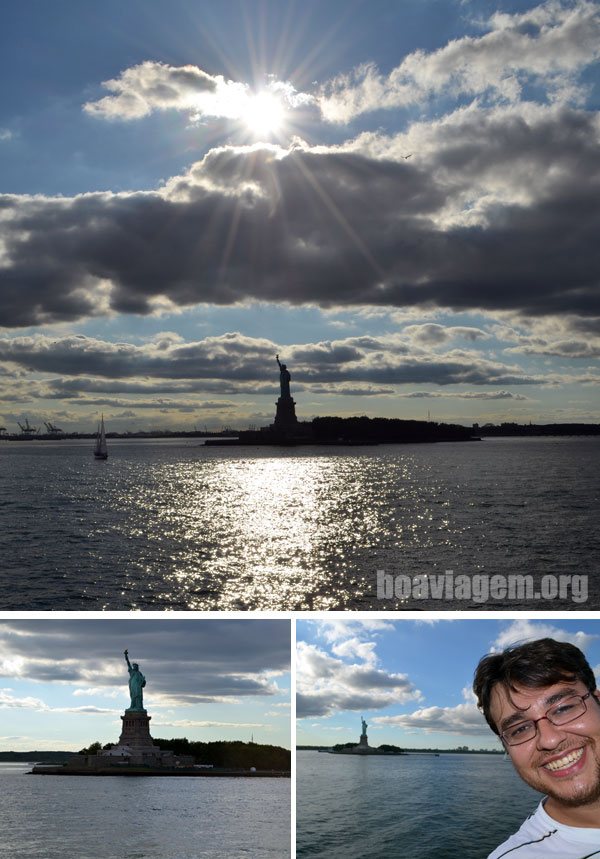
244,91,285,138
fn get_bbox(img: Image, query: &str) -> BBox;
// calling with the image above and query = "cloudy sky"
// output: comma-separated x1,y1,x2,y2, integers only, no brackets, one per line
296,617,600,749
0,618,290,751
1,0,599,433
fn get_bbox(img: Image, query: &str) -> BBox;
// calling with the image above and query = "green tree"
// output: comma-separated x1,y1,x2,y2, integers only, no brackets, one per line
78,741,102,755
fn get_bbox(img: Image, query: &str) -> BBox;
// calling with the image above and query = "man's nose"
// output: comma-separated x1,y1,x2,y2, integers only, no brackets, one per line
535,717,568,749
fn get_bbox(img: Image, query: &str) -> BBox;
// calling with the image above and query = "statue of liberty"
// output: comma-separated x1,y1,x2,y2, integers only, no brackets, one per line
276,354,291,400
273,353,299,432
124,649,146,711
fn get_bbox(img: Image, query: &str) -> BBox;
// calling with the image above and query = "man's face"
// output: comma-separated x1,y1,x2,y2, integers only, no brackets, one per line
489,681,600,815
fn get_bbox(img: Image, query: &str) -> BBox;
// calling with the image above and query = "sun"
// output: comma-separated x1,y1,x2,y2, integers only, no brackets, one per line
243,90,285,138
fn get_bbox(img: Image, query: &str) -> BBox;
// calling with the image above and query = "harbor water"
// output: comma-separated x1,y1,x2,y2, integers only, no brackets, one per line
1,436,598,610
0,763,290,859
296,750,540,859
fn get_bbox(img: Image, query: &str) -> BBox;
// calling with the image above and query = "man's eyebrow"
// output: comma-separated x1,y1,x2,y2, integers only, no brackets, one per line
498,687,581,732
543,686,580,707
500,711,529,732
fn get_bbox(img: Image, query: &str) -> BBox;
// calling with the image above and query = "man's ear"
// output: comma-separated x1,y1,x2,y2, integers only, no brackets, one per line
593,690,600,707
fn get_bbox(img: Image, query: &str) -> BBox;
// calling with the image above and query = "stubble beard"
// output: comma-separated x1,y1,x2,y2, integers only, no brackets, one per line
523,739,600,808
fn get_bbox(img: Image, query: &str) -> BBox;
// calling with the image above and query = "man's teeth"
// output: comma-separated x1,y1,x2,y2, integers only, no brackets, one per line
544,748,584,771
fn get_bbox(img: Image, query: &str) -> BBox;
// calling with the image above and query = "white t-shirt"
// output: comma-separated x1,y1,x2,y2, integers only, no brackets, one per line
488,800,600,858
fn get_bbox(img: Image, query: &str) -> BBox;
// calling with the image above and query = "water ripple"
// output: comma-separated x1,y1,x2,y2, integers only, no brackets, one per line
0,437,598,609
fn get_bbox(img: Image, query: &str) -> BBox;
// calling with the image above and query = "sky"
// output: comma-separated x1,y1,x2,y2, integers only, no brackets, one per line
0,618,291,751
296,616,600,749
1,0,599,433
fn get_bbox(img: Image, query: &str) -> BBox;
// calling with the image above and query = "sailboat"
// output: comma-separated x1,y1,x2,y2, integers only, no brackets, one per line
93,414,108,460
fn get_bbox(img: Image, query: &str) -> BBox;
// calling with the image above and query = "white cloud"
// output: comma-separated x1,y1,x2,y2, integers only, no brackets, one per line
492,619,598,652
80,4,600,133
0,688,117,716
296,641,421,719
152,719,265,729
373,687,489,736
0,688,47,710
317,1,600,122
331,638,378,668
315,619,396,644
72,687,122,699
0,656,26,676
84,61,311,124
84,62,219,120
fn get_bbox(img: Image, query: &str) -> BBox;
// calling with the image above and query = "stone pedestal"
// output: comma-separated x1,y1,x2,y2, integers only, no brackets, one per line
119,710,155,748
350,732,370,753
273,396,298,431
112,710,164,765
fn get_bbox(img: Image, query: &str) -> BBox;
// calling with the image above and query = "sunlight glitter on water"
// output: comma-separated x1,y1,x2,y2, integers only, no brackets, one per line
145,454,389,609
2,438,598,610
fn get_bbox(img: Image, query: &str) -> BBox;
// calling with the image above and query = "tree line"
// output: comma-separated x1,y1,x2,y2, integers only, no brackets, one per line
77,738,291,770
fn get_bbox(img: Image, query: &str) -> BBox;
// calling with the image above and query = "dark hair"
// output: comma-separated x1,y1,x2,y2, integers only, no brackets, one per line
473,638,597,735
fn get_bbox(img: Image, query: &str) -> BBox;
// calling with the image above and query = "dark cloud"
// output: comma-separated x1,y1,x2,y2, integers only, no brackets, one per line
403,324,489,345
0,332,546,388
571,317,600,335
306,384,396,396
399,390,530,400
507,339,600,359
0,620,290,704
297,690,407,718
1,103,599,328
41,377,256,397
48,396,231,412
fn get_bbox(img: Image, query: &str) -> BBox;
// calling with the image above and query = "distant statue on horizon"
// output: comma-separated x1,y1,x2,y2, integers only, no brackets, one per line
124,649,146,711
361,717,368,736
276,354,291,400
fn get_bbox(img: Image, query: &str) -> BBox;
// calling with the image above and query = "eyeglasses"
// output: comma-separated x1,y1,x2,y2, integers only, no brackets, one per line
501,692,592,747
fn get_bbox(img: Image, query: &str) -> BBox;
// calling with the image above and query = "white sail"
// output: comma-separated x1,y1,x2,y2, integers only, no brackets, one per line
94,414,108,459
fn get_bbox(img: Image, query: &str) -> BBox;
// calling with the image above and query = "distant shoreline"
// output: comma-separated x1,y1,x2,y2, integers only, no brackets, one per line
1,422,598,442
297,746,503,755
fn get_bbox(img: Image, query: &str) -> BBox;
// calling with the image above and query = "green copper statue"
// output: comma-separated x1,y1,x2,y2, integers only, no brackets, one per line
124,649,146,711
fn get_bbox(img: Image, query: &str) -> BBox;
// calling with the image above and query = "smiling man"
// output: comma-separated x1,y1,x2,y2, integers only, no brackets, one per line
474,638,600,858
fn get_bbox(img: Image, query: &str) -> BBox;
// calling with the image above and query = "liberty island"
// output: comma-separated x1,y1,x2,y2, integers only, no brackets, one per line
30,651,290,777
205,355,477,446
325,717,405,756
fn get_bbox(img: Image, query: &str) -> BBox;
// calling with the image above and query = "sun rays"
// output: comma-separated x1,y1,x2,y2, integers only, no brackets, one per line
243,90,286,138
